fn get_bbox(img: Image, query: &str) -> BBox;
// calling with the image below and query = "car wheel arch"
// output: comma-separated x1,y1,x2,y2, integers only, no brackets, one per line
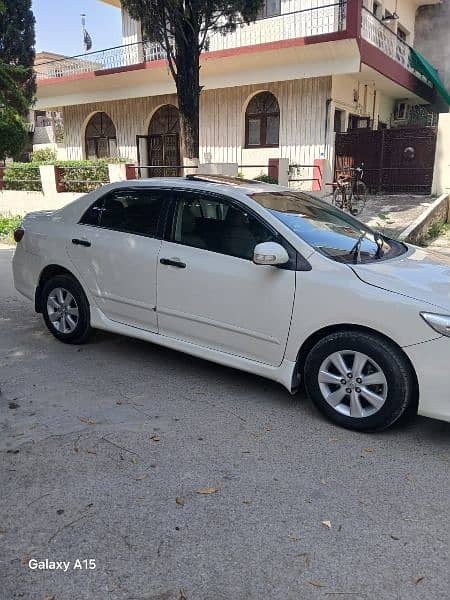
295,323,419,409
35,264,87,313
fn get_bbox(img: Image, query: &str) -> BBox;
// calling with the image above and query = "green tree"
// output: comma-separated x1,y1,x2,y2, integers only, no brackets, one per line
121,0,264,163
0,0,36,107
0,0,35,159
0,107,27,160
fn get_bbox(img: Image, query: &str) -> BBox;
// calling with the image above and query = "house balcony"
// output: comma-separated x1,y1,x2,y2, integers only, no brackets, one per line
35,0,435,109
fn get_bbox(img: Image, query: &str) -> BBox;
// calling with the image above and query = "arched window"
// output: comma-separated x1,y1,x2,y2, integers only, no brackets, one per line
245,92,280,148
85,112,117,159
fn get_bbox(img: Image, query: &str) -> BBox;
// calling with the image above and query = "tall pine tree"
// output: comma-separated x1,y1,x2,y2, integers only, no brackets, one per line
0,0,36,109
0,0,36,159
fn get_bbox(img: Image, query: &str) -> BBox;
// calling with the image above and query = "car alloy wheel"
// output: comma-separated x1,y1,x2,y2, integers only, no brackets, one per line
46,287,80,334
317,350,388,418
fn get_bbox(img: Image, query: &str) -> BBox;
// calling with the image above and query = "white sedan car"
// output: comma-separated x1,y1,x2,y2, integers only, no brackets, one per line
12,176,450,431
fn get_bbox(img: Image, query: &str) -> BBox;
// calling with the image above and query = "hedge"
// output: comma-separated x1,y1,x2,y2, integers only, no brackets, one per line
1,157,127,194
2,163,42,191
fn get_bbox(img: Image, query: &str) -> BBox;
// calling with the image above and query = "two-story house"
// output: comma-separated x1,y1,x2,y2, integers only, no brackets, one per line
34,0,449,187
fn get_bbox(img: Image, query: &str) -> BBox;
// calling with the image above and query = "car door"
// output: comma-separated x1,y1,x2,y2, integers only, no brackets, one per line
67,187,168,332
156,190,296,366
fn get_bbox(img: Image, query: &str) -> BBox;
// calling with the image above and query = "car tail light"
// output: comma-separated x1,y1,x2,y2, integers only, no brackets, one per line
14,227,25,243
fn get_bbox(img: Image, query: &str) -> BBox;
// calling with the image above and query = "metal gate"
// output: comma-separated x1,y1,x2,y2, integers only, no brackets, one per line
335,127,437,194
136,133,181,177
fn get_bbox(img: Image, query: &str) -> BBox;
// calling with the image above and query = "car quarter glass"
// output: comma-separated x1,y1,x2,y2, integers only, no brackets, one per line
80,188,166,238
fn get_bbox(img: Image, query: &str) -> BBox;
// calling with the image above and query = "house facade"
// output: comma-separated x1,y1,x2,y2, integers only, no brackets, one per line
34,0,446,187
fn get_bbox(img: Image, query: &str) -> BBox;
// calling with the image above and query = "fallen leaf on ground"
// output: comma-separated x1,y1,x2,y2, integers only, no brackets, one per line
309,580,326,588
413,576,424,585
176,497,185,506
196,487,218,495
405,473,415,483
85,448,96,455
363,447,374,453
296,552,311,567
43,596,57,600
78,416,97,425
116,400,123,405
320,479,326,485
149,434,160,442
322,520,332,529
390,534,400,540
179,589,188,600
288,534,300,541
8,402,19,409
242,499,252,505
21,554,31,565
328,437,339,442
130,456,137,464
135,474,147,481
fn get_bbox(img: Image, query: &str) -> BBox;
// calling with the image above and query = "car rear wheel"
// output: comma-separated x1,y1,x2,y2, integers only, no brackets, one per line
42,274,91,344
303,330,416,431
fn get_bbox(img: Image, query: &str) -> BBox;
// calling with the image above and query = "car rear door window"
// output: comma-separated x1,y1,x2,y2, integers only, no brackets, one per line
172,192,276,260
80,189,165,237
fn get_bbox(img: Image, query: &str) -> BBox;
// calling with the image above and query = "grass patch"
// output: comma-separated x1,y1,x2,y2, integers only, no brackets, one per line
426,221,448,241
0,215,21,244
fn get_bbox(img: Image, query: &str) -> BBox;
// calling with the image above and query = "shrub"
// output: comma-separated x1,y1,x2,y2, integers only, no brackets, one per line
31,148,56,162
254,174,278,184
0,215,22,242
55,159,111,193
3,163,42,191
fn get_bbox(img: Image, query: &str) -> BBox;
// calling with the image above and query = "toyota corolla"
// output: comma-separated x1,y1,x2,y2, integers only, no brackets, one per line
12,176,450,431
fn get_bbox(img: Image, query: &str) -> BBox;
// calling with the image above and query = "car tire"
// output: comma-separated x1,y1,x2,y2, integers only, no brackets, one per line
303,330,416,432
41,274,91,344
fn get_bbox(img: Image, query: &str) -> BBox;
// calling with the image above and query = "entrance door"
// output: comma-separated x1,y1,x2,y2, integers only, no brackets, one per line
147,105,181,177
156,190,296,366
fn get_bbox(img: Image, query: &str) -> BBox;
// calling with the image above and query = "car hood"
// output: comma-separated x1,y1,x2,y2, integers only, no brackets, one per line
351,245,450,311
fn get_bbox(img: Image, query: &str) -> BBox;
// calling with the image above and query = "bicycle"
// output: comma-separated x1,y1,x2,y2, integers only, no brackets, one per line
328,164,368,216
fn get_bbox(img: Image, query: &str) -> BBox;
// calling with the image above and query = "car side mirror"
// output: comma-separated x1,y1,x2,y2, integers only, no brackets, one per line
253,242,289,266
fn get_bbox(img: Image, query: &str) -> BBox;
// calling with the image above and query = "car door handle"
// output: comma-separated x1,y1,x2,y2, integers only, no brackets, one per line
72,238,91,247
160,258,186,269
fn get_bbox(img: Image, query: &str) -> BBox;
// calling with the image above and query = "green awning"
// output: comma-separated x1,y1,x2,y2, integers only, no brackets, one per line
409,48,450,106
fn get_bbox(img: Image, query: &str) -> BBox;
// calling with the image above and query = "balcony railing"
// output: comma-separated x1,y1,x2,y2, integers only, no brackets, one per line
35,2,347,81
361,8,432,86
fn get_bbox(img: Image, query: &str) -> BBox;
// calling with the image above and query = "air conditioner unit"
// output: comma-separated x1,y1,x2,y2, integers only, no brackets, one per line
393,101,410,120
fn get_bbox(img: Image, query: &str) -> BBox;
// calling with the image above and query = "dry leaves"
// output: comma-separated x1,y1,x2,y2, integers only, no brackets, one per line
149,434,160,442
296,552,311,567
78,416,97,425
116,400,123,405
85,448,96,455
135,474,147,481
413,576,424,585
130,456,137,464
43,596,57,600
309,580,326,588
363,447,374,453
288,534,300,541
242,499,252,505
322,520,332,529
21,554,31,565
175,497,185,506
196,487,218,495
405,473,415,483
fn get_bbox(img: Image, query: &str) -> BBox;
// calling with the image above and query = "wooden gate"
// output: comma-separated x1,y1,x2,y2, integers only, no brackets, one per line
335,127,437,194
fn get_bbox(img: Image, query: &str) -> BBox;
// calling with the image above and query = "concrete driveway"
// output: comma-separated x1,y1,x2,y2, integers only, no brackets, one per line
0,245,449,600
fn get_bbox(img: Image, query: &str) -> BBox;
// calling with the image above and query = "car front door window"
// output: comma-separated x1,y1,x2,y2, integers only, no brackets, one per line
173,193,276,260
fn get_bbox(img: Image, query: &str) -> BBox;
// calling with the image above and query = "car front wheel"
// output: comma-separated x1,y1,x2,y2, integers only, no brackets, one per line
42,274,91,344
303,330,416,431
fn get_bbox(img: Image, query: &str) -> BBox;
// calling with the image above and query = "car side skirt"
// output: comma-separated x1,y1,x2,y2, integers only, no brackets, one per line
90,307,297,392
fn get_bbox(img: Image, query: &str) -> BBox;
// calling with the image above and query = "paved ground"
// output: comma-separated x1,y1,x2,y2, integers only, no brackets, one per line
1,245,449,600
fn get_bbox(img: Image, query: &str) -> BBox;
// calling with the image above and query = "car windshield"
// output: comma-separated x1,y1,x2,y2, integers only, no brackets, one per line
250,191,407,264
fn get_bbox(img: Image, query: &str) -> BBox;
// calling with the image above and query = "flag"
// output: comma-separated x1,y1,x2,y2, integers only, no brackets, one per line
84,28,92,52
